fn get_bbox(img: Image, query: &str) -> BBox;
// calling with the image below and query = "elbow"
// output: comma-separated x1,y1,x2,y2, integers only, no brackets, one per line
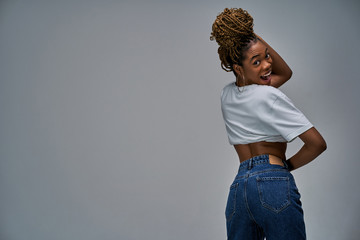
316,139,327,154
305,138,327,155
300,127,327,156
321,140,327,152
289,69,293,79
281,69,292,84
286,69,293,81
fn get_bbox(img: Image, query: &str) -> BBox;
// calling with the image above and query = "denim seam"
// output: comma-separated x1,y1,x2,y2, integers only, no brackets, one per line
243,176,259,224
239,160,269,170
235,168,289,180
249,169,289,178
226,182,239,222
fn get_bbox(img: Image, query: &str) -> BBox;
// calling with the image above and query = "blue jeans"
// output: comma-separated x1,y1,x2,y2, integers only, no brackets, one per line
225,154,306,240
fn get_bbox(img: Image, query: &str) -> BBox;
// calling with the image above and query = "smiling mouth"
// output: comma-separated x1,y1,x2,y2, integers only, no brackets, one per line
260,71,271,80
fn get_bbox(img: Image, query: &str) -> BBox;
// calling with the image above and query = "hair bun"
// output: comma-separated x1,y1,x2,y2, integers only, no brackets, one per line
210,8,254,45
210,8,256,72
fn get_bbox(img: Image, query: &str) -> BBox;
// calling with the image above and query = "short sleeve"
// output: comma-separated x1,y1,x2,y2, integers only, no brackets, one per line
264,91,313,142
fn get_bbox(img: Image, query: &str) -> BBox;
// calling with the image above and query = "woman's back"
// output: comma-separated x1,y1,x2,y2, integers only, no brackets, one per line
234,141,287,163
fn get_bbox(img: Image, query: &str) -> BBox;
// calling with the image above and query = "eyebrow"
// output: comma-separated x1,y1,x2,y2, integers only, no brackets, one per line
250,48,268,62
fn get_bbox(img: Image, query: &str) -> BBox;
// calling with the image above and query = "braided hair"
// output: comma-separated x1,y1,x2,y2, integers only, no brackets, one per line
210,8,257,73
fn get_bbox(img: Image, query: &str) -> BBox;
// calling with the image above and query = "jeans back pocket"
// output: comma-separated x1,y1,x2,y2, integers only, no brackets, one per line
256,176,290,213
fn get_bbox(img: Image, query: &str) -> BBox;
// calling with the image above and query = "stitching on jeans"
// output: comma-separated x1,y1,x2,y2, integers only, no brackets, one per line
226,182,238,222
256,176,291,213
243,176,258,223
249,169,289,178
235,169,289,181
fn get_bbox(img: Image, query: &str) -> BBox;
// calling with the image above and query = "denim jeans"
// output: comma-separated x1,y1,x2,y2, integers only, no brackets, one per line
225,154,306,240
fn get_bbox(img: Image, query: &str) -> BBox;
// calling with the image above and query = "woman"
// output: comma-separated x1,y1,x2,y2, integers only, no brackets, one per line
210,8,327,240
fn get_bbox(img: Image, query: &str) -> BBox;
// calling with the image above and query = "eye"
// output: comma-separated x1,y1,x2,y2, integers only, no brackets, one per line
265,53,271,59
253,60,260,65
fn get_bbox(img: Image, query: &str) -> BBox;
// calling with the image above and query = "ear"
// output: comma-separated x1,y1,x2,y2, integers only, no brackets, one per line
233,64,244,77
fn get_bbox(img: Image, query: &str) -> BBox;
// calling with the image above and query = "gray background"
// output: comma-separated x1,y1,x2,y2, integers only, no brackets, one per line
1,0,359,239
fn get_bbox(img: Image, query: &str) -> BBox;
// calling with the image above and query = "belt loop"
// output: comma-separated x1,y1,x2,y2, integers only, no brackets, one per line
248,158,253,170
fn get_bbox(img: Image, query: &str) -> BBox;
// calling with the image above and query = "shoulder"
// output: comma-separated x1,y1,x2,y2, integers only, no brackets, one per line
249,85,286,103
221,82,235,92
221,82,236,98
253,85,285,96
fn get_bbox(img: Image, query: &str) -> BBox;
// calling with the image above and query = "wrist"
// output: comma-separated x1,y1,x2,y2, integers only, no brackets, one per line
286,158,294,171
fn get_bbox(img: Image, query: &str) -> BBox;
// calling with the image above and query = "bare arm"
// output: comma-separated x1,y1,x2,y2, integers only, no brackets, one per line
256,34,292,88
286,127,327,171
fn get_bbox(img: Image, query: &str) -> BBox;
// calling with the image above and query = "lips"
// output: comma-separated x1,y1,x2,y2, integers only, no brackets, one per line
260,71,271,81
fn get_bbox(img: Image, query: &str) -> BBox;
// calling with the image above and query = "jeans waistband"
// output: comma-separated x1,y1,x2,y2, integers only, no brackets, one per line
239,154,289,171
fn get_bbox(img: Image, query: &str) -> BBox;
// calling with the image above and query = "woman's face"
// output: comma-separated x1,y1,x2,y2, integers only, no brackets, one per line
235,40,273,86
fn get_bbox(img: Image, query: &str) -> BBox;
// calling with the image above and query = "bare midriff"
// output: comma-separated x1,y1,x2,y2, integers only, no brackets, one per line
234,141,287,166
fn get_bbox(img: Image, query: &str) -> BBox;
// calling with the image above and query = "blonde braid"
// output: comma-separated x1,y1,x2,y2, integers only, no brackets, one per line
210,8,256,72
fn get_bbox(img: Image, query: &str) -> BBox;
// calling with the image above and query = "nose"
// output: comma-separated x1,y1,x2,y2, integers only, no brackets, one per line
263,59,272,70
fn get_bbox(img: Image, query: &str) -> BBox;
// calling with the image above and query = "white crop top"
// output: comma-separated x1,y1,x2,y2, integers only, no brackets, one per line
221,83,313,145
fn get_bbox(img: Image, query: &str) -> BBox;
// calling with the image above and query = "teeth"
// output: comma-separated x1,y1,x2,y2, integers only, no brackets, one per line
262,71,271,77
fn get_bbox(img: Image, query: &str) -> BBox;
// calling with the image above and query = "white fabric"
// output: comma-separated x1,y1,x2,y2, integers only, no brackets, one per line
221,83,313,145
